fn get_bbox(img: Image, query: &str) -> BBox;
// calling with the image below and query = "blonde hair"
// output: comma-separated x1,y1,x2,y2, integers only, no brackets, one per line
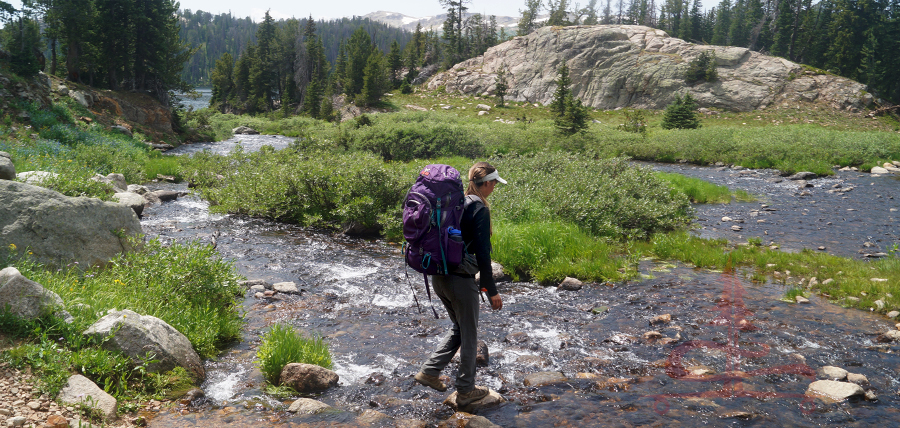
466,161,497,208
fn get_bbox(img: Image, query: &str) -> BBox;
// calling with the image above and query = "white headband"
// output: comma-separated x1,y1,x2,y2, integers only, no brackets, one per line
475,171,507,184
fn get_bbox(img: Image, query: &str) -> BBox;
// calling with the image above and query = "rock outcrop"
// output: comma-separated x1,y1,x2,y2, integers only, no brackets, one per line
57,375,118,421
0,151,14,181
0,267,73,323
0,180,141,267
428,25,874,112
83,309,205,380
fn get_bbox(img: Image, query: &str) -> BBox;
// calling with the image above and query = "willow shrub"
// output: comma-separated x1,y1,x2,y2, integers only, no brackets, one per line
338,115,485,161
182,147,414,234
491,153,693,239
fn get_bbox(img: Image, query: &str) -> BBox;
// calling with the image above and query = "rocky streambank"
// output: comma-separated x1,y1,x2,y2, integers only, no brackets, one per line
428,25,875,112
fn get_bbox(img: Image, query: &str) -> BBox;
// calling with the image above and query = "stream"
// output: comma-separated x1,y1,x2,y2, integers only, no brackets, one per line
140,135,900,427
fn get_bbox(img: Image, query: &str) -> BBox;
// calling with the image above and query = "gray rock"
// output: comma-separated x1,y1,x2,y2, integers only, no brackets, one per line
846,373,869,385
0,151,14,180
877,330,900,342
91,173,127,193
788,172,818,180
795,296,810,304
0,267,73,323
83,309,205,380
443,388,505,413
558,277,583,291
0,180,141,267
57,374,117,421
126,184,149,195
112,192,146,217
817,366,848,381
476,339,489,367
649,313,672,325
232,126,259,135
476,261,509,283
870,166,890,174
887,310,899,319
806,380,864,402
148,190,181,202
522,371,567,387
6,416,27,427
16,170,59,186
110,125,133,137
427,25,872,112
273,281,300,294
476,104,492,111
287,398,332,414
68,90,93,108
280,363,339,392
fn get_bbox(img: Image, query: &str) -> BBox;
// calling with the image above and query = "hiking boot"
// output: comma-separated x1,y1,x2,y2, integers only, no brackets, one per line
414,372,447,392
456,385,489,406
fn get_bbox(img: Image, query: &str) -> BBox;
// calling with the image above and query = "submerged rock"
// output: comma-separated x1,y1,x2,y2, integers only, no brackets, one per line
806,380,864,402
523,371,567,387
280,363,339,392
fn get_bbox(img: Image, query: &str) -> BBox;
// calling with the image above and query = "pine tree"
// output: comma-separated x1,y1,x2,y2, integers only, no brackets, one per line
518,0,543,36
662,93,701,129
550,63,591,135
4,16,43,77
712,0,732,45
495,65,509,107
210,52,235,110
729,0,749,47
344,27,372,98
358,49,388,106
387,40,402,89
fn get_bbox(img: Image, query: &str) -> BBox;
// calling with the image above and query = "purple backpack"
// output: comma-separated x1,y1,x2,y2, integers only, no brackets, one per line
402,165,466,316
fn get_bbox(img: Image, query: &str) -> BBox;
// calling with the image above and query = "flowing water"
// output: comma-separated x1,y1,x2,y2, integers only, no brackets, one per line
141,138,900,427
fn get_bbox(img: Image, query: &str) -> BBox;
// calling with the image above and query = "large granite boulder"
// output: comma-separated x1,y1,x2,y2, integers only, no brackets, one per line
0,151,14,180
0,180,141,267
82,309,205,380
57,375,117,421
0,267,73,322
428,25,873,112
16,170,58,186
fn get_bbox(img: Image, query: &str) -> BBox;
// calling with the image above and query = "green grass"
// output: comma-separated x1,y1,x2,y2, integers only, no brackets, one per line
256,323,333,386
3,239,244,359
657,172,755,203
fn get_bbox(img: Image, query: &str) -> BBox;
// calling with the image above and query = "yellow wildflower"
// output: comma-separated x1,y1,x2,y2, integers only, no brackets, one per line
8,243,15,250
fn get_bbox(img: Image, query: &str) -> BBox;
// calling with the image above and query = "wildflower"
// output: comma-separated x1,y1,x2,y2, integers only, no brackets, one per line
7,243,15,250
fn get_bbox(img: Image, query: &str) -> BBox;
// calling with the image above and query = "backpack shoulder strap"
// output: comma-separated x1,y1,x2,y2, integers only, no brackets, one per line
464,194,484,215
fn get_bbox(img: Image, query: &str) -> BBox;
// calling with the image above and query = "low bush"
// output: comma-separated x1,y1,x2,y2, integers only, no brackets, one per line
182,147,413,235
491,153,694,239
256,323,332,386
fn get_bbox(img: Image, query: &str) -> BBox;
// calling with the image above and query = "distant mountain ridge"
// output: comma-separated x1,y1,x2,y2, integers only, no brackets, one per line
362,10,520,32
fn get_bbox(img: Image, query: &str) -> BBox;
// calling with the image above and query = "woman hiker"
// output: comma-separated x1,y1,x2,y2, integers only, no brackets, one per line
414,161,506,407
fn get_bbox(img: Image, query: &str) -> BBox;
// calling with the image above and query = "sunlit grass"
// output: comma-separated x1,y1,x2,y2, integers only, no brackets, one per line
657,172,755,204
256,323,332,386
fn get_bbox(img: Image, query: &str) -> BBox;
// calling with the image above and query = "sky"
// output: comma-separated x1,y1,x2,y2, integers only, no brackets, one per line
7,0,719,22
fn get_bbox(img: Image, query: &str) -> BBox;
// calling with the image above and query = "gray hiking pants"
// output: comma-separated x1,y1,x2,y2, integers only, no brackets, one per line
420,274,480,393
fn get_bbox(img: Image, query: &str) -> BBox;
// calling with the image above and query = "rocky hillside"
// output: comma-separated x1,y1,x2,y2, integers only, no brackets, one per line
427,25,875,112
0,71,176,142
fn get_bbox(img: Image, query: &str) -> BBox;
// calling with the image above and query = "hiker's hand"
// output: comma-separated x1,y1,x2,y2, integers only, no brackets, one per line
489,294,502,310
